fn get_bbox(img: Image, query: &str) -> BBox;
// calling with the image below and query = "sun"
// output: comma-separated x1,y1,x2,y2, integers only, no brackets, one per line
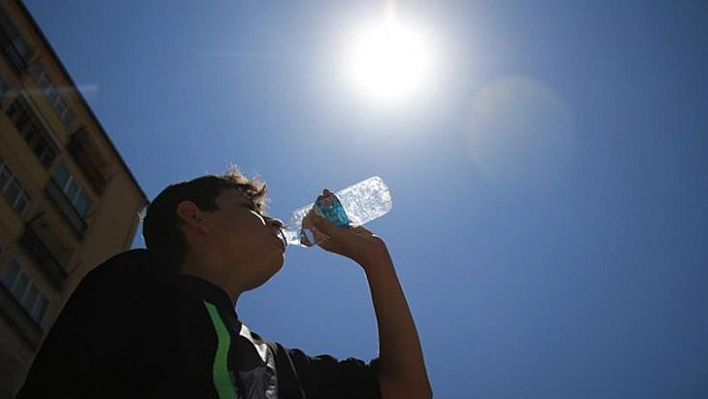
347,18,431,102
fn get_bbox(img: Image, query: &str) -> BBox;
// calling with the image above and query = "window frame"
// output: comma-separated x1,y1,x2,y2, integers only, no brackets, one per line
5,98,59,169
0,156,32,216
28,63,75,129
1,259,51,325
52,163,92,218
0,74,7,98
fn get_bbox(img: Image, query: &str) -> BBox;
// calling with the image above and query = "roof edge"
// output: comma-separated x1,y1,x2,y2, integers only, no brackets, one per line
16,0,149,205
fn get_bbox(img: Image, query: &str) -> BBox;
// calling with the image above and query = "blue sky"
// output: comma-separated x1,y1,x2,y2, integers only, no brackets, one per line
24,1,708,397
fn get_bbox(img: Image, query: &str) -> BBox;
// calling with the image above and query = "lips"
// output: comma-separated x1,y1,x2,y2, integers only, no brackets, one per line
275,230,287,251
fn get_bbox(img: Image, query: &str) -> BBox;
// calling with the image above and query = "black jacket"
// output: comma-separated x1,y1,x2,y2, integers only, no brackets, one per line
18,249,381,399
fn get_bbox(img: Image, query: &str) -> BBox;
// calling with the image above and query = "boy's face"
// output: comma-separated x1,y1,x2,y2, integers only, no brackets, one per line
201,188,286,289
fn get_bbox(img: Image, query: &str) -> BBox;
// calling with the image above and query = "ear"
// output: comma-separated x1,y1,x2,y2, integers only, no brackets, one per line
176,200,209,234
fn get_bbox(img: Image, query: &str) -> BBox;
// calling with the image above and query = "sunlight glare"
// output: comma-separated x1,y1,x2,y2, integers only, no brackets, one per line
348,19,431,102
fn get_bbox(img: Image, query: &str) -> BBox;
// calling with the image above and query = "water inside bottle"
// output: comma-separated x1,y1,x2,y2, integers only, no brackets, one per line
314,194,350,228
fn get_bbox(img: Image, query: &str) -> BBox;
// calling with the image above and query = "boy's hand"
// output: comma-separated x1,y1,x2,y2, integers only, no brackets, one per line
302,190,391,268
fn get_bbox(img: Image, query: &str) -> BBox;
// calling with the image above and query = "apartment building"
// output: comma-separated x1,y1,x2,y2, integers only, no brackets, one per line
0,1,148,396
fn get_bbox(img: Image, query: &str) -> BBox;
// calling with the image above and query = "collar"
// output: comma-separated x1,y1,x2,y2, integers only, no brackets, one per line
175,274,236,315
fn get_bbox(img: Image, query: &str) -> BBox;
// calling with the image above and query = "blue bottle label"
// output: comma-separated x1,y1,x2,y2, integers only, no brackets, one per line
314,194,351,228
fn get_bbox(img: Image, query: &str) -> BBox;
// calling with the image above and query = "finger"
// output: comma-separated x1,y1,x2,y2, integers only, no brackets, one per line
310,214,343,238
315,191,328,204
300,230,314,247
311,226,330,243
310,214,331,232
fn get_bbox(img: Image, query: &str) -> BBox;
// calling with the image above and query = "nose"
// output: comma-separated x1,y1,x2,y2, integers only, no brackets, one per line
266,217,284,229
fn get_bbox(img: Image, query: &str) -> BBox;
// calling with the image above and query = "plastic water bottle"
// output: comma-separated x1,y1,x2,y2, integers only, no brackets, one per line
282,176,393,247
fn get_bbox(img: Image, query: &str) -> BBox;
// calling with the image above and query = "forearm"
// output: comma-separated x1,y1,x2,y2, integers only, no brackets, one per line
363,256,432,399
306,212,432,397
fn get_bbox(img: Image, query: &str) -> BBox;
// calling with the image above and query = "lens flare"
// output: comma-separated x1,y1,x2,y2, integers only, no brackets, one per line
467,77,576,188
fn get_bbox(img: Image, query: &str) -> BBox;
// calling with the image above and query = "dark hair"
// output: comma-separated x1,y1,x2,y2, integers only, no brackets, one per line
142,167,267,272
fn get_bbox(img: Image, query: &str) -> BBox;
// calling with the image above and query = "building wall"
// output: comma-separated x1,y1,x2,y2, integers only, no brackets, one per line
0,1,148,397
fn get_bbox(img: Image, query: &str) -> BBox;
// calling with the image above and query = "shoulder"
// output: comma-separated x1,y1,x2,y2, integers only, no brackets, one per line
18,250,179,397
48,248,179,344
76,249,174,300
83,248,164,283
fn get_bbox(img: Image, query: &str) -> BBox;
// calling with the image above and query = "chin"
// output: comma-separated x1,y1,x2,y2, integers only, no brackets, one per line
270,257,285,277
245,259,284,291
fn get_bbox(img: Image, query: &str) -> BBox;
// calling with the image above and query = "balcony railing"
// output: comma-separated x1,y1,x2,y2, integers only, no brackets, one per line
44,180,87,239
0,283,42,348
0,26,28,74
66,130,108,195
19,226,68,291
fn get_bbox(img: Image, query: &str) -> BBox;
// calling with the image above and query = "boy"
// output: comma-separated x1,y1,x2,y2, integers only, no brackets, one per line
19,170,431,398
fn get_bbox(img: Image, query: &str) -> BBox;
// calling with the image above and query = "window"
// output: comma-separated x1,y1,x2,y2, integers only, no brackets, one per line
46,86,59,104
52,161,69,186
22,285,39,310
52,164,91,218
0,5,32,72
31,297,49,323
1,260,50,325
5,99,58,169
66,129,109,194
0,259,18,288
0,6,29,56
0,164,10,187
64,180,78,201
0,156,32,216
4,178,20,203
12,272,28,298
74,190,90,216
0,74,7,98
28,64,74,128
61,108,74,127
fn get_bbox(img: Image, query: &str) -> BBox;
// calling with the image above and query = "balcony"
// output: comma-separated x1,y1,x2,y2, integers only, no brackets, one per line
19,225,68,291
44,180,87,239
0,282,43,348
0,26,28,74
5,98,59,170
66,129,109,195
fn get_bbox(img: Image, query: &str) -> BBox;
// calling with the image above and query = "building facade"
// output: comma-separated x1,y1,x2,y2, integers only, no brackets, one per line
0,1,148,396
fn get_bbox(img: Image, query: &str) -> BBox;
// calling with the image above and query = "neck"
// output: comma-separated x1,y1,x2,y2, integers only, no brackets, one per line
181,251,242,305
